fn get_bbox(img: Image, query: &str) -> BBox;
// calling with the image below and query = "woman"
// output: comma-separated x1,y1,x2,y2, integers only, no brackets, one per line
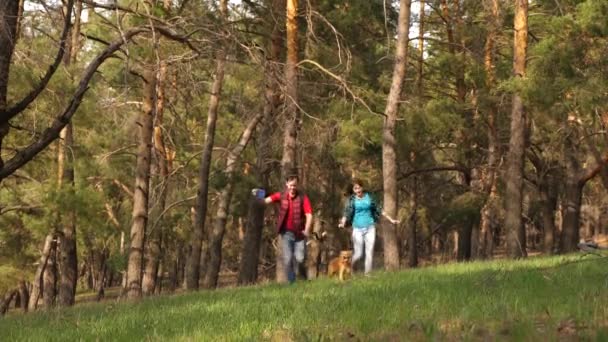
338,179,398,275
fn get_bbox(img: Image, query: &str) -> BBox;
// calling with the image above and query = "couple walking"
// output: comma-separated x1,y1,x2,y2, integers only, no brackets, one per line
255,176,399,283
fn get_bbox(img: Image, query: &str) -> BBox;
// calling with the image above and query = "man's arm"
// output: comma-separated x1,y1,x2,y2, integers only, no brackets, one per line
304,213,313,237
252,189,279,205
303,195,313,237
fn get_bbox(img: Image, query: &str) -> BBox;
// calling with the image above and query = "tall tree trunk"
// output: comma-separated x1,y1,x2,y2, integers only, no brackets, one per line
416,0,425,95
56,123,78,307
382,0,411,271
143,61,169,296
275,0,298,283
478,0,501,259
281,0,299,180
57,0,81,307
0,0,20,170
143,0,173,297
239,3,282,285
125,70,156,299
186,0,228,290
504,0,528,258
204,113,264,289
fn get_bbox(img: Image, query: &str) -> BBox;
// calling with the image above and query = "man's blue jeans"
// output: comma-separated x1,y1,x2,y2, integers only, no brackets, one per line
281,231,306,283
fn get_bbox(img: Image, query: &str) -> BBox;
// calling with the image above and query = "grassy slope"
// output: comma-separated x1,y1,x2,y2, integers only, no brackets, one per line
2,255,608,341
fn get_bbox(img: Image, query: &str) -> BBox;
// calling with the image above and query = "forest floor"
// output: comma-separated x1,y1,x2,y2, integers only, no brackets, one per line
2,253,608,341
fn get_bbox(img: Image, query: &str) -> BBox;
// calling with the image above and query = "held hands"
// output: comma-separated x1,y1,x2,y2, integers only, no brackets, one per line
382,211,400,225
337,217,346,229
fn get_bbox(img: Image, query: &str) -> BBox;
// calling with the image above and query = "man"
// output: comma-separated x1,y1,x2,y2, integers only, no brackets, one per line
255,175,313,283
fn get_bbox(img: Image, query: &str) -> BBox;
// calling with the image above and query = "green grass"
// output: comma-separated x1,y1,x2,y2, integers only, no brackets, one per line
2,254,608,341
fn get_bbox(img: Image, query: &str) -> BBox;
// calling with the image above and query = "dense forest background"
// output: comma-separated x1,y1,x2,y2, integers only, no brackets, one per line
0,0,607,312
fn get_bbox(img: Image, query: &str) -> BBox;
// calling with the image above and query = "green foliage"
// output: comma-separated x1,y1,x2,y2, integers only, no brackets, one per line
0,265,24,294
445,191,486,225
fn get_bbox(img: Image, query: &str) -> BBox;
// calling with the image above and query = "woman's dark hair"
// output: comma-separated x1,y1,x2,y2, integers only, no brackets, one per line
352,178,365,188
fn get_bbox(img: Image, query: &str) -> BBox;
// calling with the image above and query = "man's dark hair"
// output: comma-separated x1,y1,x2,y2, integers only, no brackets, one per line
286,174,299,183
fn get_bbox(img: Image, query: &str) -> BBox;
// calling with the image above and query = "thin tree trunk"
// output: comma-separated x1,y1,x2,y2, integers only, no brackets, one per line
56,123,78,307
125,70,156,299
143,0,172,297
408,175,418,268
186,0,228,290
0,290,17,316
478,0,500,259
416,0,425,95
42,239,58,308
243,0,282,285
143,61,169,296
204,112,264,289
382,0,411,271
57,0,81,308
28,234,54,310
307,215,323,279
504,0,528,258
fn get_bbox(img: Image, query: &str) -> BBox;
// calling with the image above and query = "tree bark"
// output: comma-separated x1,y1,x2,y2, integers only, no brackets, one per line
186,0,227,290
382,0,411,271
416,0,425,95
478,0,501,259
57,0,81,307
239,3,282,285
0,0,20,170
143,62,169,296
28,234,54,310
204,112,264,288
281,0,299,180
238,197,266,285
539,173,558,254
42,238,58,309
306,215,323,278
504,0,528,258
0,290,17,316
126,70,156,299
407,176,418,268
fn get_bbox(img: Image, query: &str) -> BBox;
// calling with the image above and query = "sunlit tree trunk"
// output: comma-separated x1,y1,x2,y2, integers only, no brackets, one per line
126,70,157,299
281,0,299,180
143,61,169,296
504,0,529,258
382,0,411,271
28,234,54,310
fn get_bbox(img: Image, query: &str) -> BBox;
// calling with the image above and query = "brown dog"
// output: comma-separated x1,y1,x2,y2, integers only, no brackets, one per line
327,250,353,281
